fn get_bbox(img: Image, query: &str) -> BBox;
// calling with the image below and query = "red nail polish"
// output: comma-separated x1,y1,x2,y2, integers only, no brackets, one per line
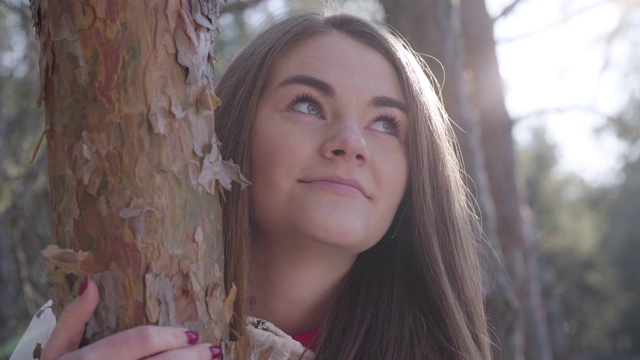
210,345,222,359
78,277,89,296
186,330,199,345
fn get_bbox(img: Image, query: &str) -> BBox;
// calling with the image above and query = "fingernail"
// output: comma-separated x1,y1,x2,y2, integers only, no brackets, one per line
210,345,222,359
185,330,199,345
78,277,89,296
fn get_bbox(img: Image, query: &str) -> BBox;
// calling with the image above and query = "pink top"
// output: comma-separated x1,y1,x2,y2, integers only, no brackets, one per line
292,327,320,351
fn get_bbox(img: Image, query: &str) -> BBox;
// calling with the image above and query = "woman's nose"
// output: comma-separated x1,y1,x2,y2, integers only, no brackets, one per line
321,121,369,164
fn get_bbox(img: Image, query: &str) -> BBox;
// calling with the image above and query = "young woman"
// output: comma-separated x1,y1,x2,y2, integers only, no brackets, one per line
37,11,491,360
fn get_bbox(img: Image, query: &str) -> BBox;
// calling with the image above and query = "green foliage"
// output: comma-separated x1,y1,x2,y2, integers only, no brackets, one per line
519,126,629,356
602,141,640,353
0,1,50,357
0,335,22,360
598,4,640,353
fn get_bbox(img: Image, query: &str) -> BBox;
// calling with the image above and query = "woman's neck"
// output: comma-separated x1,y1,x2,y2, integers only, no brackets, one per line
248,237,356,335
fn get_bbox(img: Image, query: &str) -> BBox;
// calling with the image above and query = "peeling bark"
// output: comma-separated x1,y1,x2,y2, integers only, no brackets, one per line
30,0,245,343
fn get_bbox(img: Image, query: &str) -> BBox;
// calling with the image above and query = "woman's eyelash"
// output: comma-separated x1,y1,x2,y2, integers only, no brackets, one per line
287,94,402,136
376,113,402,136
287,93,324,116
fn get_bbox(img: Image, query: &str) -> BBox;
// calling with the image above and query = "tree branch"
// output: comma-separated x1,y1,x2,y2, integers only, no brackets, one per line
512,106,611,123
496,0,628,44
493,0,528,23
0,0,24,14
220,0,263,15
600,4,636,74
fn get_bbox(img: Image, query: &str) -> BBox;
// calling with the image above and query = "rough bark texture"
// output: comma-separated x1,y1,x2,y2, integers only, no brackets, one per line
30,0,240,343
459,1,554,359
381,1,551,359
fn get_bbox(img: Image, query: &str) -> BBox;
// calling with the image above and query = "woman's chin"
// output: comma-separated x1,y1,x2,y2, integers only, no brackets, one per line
298,222,383,255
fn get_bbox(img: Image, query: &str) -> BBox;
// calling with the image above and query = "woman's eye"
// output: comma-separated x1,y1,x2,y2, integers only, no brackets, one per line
292,101,321,117
371,117,400,136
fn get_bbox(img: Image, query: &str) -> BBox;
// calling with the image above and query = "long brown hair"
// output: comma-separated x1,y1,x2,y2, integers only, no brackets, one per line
215,11,491,360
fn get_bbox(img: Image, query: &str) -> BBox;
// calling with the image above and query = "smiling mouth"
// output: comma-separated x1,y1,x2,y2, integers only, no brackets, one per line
299,179,369,198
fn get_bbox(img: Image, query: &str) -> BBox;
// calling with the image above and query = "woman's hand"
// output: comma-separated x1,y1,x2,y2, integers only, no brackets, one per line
41,278,222,360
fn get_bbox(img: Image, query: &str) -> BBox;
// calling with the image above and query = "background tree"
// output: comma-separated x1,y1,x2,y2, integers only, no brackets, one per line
380,0,553,358
519,127,627,358
459,1,555,358
605,153,640,354
601,26,640,351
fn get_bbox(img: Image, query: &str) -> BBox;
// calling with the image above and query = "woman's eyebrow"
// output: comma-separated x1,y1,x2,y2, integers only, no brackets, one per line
276,75,407,113
369,96,408,114
276,75,335,97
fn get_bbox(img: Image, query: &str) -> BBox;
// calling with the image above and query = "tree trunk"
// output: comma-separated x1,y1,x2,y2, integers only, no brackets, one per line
459,1,553,359
31,0,233,343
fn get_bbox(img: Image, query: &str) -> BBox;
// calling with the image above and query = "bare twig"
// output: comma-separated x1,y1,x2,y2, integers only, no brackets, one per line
220,0,263,15
497,0,630,44
0,0,23,13
493,0,528,23
512,105,612,122
600,3,637,74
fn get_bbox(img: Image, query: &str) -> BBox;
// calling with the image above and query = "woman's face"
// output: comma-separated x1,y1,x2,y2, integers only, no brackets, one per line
250,31,409,255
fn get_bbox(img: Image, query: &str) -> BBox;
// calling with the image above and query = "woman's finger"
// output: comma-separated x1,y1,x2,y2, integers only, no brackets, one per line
62,326,205,360
41,277,216,360
41,277,99,360
147,343,223,360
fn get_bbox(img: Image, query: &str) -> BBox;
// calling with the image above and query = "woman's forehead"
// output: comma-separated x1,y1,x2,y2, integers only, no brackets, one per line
265,31,405,101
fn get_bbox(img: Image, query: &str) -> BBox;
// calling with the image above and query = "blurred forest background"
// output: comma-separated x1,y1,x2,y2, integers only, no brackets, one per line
1,0,639,359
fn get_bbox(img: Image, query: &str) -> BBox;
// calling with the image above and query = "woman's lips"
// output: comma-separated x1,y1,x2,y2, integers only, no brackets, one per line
299,176,368,198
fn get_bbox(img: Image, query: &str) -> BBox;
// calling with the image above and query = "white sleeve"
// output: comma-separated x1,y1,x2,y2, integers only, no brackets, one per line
9,300,57,360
